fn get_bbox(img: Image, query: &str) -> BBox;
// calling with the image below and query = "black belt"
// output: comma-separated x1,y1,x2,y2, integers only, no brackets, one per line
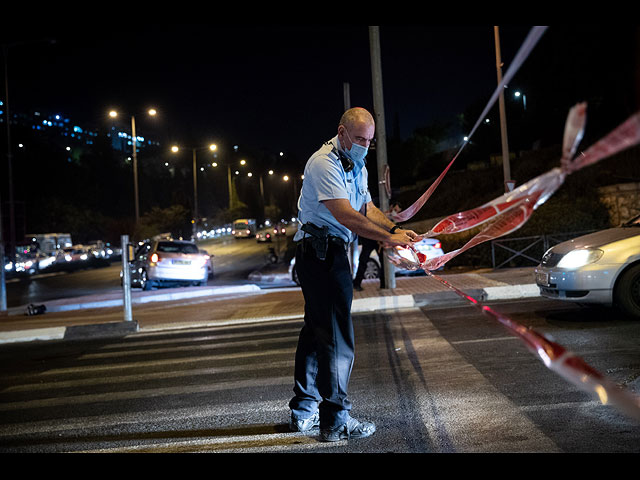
328,236,348,250
300,235,348,251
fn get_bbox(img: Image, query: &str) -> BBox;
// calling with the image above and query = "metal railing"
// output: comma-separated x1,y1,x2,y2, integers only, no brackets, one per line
491,230,596,269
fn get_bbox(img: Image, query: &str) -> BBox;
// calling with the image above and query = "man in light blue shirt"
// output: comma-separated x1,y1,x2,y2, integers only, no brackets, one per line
289,107,420,442
293,135,371,244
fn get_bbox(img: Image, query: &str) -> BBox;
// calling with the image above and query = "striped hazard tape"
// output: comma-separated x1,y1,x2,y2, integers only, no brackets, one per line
382,27,640,422
425,270,640,422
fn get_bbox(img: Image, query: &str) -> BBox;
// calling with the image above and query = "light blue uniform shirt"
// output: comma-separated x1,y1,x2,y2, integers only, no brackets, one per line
294,135,372,244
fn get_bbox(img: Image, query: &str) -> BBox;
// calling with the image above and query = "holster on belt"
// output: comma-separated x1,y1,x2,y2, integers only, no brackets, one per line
301,222,329,260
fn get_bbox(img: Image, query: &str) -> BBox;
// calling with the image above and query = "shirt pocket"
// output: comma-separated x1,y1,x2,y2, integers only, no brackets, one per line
345,178,356,202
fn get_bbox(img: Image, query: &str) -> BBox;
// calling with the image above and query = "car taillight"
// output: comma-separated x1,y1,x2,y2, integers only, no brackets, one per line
196,256,208,267
434,242,441,249
150,253,159,263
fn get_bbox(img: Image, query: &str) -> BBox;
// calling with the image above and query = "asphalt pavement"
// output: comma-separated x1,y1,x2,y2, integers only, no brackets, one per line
0,264,540,345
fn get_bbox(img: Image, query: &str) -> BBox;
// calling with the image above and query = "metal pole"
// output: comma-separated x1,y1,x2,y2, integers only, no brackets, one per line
343,82,351,112
0,240,6,312
121,235,133,323
494,26,512,192
192,148,198,239
369,26,395,289
1,46,11,312
3,45,16,268
259,174,265,222
343,81,360,272
227,164,233,209
131,116,140,225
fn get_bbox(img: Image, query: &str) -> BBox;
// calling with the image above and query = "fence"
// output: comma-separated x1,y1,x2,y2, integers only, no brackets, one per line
491,230,596,269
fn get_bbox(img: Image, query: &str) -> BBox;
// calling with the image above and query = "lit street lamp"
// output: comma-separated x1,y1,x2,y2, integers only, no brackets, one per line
514,90,527,111
171,143,217,238
210,157,248,211
108,108,157,225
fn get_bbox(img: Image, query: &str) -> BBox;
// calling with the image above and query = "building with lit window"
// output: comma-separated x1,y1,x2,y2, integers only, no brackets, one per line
0,103,160,153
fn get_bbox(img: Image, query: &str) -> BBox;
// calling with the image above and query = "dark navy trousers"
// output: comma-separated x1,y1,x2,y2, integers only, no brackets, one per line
289,240,355,429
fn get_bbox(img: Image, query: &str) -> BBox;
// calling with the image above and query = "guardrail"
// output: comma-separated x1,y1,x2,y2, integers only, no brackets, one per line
491,230,596,269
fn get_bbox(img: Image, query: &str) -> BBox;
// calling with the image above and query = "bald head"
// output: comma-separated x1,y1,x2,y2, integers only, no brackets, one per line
337,107,375,151
339,107,375,130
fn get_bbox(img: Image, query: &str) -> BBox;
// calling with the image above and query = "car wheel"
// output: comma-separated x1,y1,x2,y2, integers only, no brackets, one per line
614,264,640,319
364,259,380,279
292,264,300,285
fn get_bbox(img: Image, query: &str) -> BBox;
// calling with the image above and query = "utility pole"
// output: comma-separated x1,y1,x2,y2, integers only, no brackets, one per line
343,82,351,111
369,26,395,289
131,115,140,224
494,26,514,192
192,148,198,239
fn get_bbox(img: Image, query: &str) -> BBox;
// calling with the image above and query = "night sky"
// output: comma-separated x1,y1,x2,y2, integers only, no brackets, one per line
2,26,531,158
2,24,639,167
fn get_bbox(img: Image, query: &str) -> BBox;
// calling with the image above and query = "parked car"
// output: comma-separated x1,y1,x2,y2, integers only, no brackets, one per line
200,249,215,278
289,237,445,285
123,239,211,290
534,214,640,318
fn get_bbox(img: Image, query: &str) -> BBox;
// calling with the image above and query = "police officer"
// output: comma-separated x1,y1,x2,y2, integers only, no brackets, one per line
288,107,420,442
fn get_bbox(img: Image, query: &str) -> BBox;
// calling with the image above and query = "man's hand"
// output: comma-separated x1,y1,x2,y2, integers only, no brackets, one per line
323,198,422,246
385,228,421,247
401,228,422,242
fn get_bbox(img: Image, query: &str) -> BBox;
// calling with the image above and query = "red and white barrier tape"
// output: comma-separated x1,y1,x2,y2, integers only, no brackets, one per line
425,270,640,422
388,104,640,271
392,26,549,224
384,104,640,421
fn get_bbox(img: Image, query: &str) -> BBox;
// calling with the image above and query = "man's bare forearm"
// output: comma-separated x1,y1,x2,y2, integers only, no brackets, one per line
364,202,396,230
322,198,416,245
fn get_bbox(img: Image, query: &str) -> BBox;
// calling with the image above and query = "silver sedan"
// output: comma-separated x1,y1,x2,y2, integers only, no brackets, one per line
534,214,640,318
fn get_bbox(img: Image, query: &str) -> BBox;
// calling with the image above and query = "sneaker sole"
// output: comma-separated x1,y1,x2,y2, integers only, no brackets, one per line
320,426,376,442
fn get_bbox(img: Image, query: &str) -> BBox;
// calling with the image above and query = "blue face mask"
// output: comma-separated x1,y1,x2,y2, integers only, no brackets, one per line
344,131,368,176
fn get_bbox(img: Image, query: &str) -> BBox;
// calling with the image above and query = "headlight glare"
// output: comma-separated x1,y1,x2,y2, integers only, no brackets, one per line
556,248,604,269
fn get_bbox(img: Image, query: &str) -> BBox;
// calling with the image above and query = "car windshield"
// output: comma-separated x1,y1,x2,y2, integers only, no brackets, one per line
157,242,199,254
622,214,640,227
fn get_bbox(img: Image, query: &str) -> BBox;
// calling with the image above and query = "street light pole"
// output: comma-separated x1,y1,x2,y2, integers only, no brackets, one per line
1,38,56,312
1,46,11,312
131,115,140,225
3,45,16,273
494,26,513,193
109,109,156,227
172,143,216,238
192,148,198,238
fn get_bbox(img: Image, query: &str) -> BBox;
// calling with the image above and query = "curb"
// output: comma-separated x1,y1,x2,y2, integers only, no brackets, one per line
5,284,263,316
0,283,540,345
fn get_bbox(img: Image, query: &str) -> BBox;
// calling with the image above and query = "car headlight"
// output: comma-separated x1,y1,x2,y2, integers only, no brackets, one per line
556,248,604,269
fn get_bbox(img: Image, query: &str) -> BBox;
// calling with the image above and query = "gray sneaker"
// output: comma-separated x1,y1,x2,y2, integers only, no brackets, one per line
289,411,320,432
320,416,376,442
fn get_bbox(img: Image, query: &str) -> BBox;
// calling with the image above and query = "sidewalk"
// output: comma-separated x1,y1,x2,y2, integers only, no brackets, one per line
0,266,539,344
